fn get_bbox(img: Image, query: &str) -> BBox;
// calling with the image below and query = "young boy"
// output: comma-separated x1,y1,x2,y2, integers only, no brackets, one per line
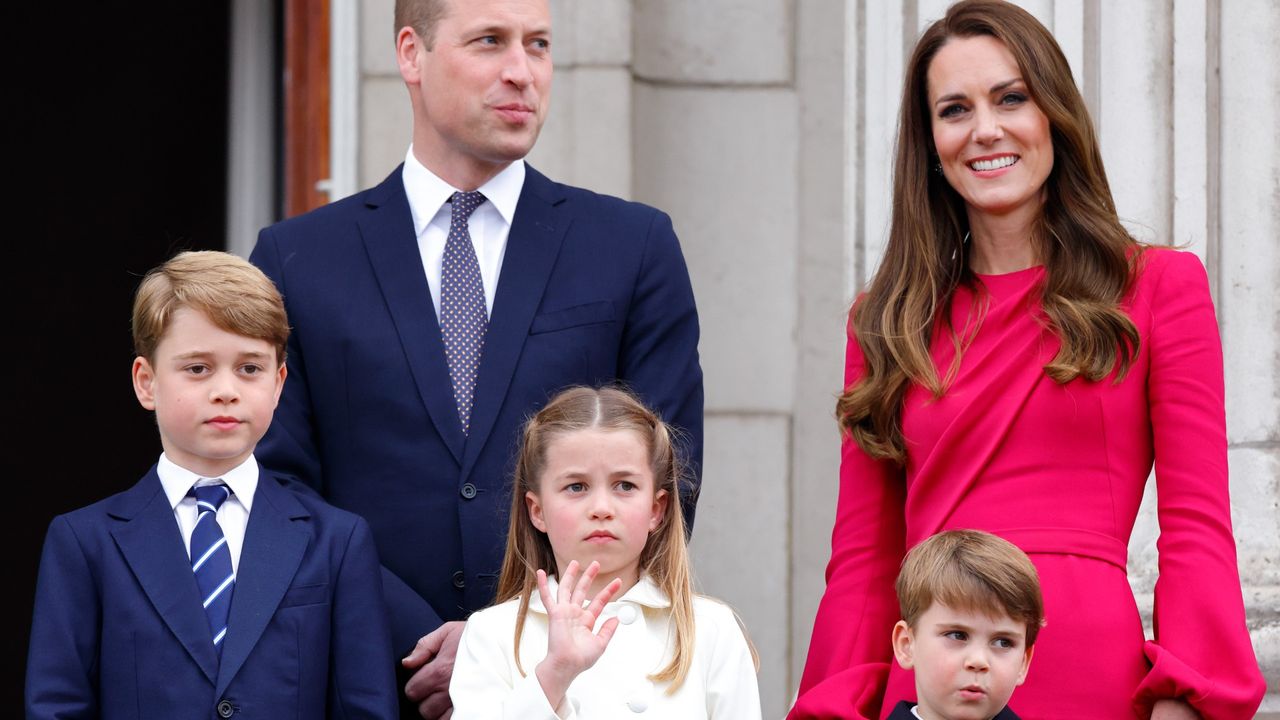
889,530,1043,720
25,251,397,719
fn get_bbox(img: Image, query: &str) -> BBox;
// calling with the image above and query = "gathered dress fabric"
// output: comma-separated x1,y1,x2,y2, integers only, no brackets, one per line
790,248,1264,720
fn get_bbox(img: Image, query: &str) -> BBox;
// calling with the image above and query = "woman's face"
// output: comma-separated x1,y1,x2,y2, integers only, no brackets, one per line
927,35,1053,227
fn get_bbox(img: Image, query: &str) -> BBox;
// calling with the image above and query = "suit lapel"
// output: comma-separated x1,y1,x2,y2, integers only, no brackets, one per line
109,468,219,684
215,471,311,696
359,166,467,463
462,166,570,478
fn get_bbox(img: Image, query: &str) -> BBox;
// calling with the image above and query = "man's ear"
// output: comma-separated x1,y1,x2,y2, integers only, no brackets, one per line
396,27,424,85
525,491,547,532
132,356,156,410
891,620,916,670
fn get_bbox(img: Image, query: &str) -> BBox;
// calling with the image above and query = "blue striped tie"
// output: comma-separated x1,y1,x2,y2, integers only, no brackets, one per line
440,191,489,434
189,483,235,655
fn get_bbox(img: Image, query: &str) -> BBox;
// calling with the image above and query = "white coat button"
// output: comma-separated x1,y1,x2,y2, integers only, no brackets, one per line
626,680,653,712
626,696,649,713
616,604,638,625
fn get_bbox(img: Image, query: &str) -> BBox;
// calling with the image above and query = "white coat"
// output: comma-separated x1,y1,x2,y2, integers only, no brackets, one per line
449,576,761,719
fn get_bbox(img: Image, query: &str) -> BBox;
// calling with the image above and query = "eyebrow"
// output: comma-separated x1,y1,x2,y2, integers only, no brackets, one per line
172,350,271,360
934,78,1023,107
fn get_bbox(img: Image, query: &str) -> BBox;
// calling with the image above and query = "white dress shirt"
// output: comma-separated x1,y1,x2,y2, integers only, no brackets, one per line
402,146,526,319
451,575,762,719
157,453,258,573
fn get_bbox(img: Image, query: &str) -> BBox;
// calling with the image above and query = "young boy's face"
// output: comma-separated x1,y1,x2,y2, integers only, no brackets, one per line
892,602,1033,720
132,306,286,478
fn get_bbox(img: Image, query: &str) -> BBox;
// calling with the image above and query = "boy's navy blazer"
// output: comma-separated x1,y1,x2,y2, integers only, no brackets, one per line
250,163,703,652
25,465,397,719
885,700,1021,719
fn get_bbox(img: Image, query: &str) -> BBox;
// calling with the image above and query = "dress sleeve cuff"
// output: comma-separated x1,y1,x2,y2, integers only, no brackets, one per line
1131,640,1269,720
788,662,890,720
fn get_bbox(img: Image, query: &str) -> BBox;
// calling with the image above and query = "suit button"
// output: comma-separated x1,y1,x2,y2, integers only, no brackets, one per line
216,699,235,718
460,483,477,499
452,571,466,589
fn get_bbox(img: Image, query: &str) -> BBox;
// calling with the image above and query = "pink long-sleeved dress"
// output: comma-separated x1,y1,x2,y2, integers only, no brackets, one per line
790,248,1264,720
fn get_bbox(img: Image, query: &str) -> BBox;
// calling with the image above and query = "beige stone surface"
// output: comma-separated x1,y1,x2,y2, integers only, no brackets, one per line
633,1,791,84
525,67,632,199
361,0,397,76
550,0,630,67
359,78,412,188
691,413,791,720
633,83,800,414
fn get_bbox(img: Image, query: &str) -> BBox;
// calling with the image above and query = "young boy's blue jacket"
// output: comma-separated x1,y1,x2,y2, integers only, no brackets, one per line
25,464,397,719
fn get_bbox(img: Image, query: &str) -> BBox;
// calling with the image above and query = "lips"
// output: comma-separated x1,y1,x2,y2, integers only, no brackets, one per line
584,530,617,543
957,684,987,701
492,103,535,123
206,416,242,430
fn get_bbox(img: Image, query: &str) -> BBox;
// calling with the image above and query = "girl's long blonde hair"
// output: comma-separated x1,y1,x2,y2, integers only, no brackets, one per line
495,386,697,692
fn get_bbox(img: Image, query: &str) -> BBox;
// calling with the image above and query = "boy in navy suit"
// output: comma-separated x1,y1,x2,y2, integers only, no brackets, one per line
888,530,1043,720
26,251,397,719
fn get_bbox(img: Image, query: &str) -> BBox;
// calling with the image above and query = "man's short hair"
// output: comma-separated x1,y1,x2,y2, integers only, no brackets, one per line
132,250,290,364
896,529,1044,646
394,0,448,49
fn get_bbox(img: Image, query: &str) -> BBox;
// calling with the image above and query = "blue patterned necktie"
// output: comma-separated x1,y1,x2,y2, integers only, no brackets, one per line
189,483,235,655
441,191,489,434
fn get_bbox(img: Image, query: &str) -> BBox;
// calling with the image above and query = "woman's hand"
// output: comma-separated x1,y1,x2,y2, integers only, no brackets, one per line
534,561,623,711
1151,698,1200,720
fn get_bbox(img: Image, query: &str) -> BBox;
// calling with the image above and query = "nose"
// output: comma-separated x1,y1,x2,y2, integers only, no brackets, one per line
587,488,614,520
209,373,240,404
500,45,534,88
972,104,1004,144
964,647,991,672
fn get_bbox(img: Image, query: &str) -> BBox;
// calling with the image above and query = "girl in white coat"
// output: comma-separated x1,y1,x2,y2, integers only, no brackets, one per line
449,386,761,719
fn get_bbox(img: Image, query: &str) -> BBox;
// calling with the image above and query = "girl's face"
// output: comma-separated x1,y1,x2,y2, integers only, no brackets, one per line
526,428,668,594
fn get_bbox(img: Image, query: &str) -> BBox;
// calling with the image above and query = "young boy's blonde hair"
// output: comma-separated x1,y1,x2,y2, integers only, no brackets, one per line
496,386,698,692
132,251,289,363
896,529,1044,646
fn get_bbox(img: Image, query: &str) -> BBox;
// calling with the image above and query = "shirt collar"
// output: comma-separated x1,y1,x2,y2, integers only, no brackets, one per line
157,453,259,513
528,573,671,615
402,146,525,238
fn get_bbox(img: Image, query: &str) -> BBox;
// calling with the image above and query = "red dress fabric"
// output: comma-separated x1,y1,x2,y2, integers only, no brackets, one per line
790,249,1264,720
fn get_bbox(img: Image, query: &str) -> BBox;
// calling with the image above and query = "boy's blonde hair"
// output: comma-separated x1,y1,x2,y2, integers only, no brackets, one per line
132,250,289,364
896,529,1044,646
496,386,697,692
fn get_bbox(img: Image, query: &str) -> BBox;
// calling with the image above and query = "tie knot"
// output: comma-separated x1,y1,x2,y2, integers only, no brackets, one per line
192,483,231,512
450,191,487,222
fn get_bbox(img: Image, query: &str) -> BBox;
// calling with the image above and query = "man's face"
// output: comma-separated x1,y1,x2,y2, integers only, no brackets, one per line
398,0,552,187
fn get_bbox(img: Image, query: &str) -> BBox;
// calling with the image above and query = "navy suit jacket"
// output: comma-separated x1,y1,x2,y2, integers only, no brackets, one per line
25,465,397,720
249,163,703,652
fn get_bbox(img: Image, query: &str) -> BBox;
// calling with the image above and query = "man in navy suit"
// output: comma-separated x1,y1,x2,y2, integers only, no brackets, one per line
249,0,703,716
26,251,396,719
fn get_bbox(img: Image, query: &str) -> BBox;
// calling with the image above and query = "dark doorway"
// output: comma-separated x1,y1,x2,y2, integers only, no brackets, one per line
15,4,234,707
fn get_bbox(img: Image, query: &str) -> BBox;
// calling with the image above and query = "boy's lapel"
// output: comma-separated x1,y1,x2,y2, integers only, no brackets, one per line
109,468,219,684
214,473,310,696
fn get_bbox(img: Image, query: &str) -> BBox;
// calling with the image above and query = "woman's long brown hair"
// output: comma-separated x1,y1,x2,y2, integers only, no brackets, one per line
838,0,1141,462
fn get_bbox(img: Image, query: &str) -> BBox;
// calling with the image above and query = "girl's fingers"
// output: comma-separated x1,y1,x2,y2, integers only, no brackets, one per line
536,568,553,610
595,616,621,648
584,577,623,620
571,560,600,607
558,560,580,604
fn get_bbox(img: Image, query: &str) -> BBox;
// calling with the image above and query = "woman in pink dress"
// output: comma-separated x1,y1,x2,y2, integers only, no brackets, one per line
789,2,1264,719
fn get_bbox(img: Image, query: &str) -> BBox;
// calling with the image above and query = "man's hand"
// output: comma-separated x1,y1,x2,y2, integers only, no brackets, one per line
402,620,465,720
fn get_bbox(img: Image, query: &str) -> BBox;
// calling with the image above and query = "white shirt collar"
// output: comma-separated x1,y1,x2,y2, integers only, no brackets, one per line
157,453,259,513
528,573,672,615
402,146,525,237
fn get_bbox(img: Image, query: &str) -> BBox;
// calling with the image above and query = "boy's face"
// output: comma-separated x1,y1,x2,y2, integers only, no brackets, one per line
132,307,286,478
892,602,1033,720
